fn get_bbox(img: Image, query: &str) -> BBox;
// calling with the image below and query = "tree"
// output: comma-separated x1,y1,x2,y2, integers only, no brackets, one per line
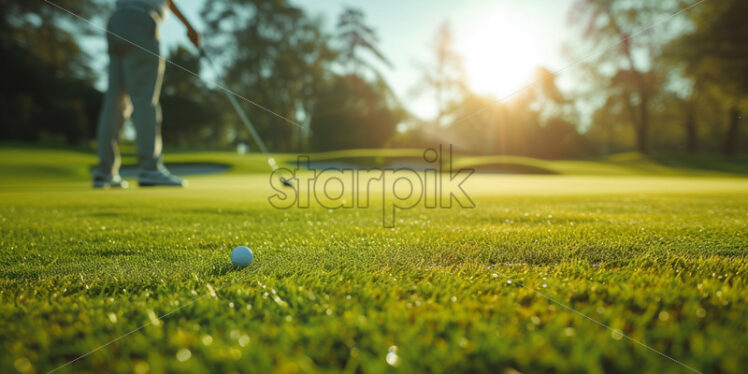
0,0,105,81
201,0,336,151
160,46,224,147
0,0,104,144
336,7,392,77
308,8,403,151
666,0,748,156
412,22,468,127
444,67,586,158
309,74,404,151
568,0,673,154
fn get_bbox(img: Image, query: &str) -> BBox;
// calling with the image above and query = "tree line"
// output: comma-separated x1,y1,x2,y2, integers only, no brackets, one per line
1,0,745,158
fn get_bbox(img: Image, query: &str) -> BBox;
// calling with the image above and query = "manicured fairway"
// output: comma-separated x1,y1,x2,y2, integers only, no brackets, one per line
1,147,747,373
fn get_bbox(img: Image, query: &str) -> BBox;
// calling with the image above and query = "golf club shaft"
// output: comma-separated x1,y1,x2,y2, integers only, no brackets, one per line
199,49,278,170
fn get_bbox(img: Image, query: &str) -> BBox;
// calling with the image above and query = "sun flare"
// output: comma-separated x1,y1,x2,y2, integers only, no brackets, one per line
460,12,545,100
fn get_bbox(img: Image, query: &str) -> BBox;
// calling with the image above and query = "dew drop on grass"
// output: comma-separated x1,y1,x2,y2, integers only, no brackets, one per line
610,329,624,340
176,348,191,362
229,348,242,360
14,357,31,373
386,345,399,366
147,309,161,327
133,361,150,374
658,311,670,321
201,335,213,346
206,284,217,297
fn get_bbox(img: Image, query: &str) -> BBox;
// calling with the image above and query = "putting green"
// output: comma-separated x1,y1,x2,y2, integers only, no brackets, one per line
1,146,747,373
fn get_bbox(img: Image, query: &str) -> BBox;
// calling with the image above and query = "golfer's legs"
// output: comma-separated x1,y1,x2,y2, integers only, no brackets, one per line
123,41,164,171
95,53,130,177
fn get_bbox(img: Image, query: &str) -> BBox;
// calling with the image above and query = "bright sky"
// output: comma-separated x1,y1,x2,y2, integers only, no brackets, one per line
90,0,576,120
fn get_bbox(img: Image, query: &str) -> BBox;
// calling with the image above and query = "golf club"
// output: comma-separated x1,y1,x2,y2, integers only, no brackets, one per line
199,48,294,188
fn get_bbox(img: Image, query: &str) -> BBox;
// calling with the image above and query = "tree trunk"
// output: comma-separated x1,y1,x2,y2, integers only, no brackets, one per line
604,120,613,155
636,93,649,154
722,106,740,156
685,102,697,153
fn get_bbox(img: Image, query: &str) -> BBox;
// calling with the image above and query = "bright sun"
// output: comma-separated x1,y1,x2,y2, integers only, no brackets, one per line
460,12,545,100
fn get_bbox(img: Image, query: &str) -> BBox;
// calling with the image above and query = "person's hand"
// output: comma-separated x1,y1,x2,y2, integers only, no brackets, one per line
187,29,201,48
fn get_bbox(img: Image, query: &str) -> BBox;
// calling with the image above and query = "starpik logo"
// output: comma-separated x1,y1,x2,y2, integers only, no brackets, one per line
268,145,475,227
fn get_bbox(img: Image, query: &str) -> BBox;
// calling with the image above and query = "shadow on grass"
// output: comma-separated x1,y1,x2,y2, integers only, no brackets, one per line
88,162,231,177
205,262,241,276
651,153,748,175
466,162,557,174
297,157,558,174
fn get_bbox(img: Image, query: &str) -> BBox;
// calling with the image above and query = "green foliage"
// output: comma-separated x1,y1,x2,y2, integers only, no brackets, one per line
405,68,590,159
411,22,468,127
303,7,405,152
0,0,105,80
0,0,104,145
336,7,393,77
664,0,748,155
201,0,337,152
574,0,747,156
160,46,225,147
3,0,745,158
568,0,673,154
309,74,405,151
0,43,101,144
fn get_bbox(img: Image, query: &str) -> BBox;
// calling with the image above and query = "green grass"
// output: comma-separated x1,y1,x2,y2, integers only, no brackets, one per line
1,146,747,373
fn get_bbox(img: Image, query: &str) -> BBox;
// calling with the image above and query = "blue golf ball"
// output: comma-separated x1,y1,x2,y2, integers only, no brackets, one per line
231,246,254,267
